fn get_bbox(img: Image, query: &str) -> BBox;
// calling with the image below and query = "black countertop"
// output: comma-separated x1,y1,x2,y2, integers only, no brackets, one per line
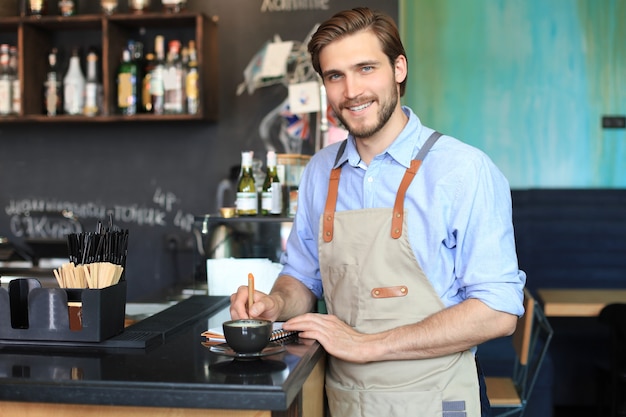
0,296,324,411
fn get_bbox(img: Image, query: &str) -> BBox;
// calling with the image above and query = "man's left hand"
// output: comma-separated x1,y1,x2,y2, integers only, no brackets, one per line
282,313,376,363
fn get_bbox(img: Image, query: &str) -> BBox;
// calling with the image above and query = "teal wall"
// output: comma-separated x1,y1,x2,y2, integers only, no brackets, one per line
400,0,626,188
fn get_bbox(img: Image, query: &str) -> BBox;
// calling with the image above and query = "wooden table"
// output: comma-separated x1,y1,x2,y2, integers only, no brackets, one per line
537,289,626,317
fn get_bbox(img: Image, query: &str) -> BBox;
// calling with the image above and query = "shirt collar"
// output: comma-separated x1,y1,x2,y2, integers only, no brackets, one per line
332,106,426,169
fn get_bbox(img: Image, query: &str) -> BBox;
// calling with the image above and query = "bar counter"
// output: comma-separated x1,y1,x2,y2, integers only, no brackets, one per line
0,296,326,417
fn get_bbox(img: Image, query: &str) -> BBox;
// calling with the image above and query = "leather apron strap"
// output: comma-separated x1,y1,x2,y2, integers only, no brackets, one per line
323,140,348,243
323,132,442,242
391,131,442,238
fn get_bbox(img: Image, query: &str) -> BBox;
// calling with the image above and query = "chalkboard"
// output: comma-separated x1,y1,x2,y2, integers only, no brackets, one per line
0,0,398,301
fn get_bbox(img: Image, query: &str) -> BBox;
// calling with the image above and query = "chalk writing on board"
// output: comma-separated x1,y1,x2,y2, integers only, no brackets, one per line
260,0,329,12
10,213,83,239
153,188,178,212
4,187,195,240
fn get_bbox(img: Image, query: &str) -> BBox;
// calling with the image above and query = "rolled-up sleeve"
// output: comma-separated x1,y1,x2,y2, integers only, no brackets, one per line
445,151,526,317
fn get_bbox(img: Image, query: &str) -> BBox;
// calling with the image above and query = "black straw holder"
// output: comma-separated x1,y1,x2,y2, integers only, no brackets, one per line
0,278,126,343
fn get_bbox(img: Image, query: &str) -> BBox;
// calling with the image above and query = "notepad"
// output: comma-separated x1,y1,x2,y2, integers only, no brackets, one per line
201,322,298,344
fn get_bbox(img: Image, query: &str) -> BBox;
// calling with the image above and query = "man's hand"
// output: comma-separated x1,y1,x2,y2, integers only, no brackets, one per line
230,275,317,322
282,313,377,363
229,286,283,321
281,299,518,363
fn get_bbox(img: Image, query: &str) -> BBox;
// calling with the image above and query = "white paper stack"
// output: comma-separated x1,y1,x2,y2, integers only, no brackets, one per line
206,258,283,296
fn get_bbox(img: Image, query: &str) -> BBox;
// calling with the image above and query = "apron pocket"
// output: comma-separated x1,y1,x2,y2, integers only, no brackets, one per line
324,264,360,326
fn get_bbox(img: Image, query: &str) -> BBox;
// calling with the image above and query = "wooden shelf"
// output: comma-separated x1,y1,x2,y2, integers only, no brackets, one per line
0,12,218,123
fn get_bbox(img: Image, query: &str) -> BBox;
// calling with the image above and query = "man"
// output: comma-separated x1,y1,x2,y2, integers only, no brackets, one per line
231,7,525,417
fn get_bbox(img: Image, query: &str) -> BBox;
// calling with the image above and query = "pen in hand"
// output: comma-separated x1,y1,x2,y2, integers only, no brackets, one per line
247,272,254,317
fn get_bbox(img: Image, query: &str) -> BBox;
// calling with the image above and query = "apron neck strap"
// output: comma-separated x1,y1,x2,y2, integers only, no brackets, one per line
323,132,442,242
323,140,348,242
391,131,442,239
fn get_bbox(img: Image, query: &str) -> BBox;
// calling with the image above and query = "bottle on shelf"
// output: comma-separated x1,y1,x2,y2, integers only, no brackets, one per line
181,45,188,72
141,52,155,113
43,47,63,116
161,0,186,13
150,35,165,115
83,50,102,117
9,46,20,116
236,151,258,216
58,0,76,16
129,41,145,112
261,150,283,216
0,44,12,116
163,40,185,114
63,47,85,115
100,0,118,14
185,40,199,115
128,0,150,13
28,0,48,16
117,49,138,115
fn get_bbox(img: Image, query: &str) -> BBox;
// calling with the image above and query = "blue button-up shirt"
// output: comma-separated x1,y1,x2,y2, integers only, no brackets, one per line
280,107,525,317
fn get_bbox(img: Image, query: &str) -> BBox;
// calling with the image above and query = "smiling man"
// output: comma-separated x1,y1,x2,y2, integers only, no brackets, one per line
230,7,526,417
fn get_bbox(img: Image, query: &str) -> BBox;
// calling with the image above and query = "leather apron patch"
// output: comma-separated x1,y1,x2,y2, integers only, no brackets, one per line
371,285,408,298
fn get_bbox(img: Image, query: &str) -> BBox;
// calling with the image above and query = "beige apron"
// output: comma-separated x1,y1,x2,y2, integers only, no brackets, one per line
319,132,480,417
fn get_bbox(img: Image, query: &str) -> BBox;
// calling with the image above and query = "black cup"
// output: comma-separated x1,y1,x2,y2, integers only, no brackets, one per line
222,319,272,353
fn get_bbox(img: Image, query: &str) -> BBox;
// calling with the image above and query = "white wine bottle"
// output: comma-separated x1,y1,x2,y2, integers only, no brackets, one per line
84,50,101,117
63,48,85,115
236,151,258,216
261,150,282,215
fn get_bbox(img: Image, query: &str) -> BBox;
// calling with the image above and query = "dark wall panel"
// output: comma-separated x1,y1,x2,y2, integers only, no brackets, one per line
0,1,398,301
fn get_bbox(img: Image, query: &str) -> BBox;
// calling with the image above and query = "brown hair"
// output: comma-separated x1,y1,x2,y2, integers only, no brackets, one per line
308,7,407,96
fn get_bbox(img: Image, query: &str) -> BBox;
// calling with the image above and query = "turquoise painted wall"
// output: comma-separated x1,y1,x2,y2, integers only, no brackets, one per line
400,0,626,188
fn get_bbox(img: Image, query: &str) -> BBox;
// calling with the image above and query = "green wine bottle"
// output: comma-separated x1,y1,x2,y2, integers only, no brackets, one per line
261,151,282,215
236,151,258,216
117,49,138,115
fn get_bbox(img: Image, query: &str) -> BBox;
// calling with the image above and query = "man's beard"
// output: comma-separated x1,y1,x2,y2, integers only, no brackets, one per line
334,86,398,139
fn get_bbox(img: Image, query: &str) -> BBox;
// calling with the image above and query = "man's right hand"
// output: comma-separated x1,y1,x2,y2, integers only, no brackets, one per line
229,275,317,321
229,285,283,321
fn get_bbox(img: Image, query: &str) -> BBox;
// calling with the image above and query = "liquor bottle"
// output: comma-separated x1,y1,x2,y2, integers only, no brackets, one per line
128,0,150,13
9,46,20,115
129,41,145,111
163,40,184,114
236,151,258,216
261,151,282,215
185,40,199,115
181,45,188,71
43,48,62,116
83,50,101,116
141,52,155,113
0,44,11,116
58,0,76,16
63,48,85,115
28,0,48,15
150,35,165,115
100,0,118,14
161,0,186,13
117,49,138,115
